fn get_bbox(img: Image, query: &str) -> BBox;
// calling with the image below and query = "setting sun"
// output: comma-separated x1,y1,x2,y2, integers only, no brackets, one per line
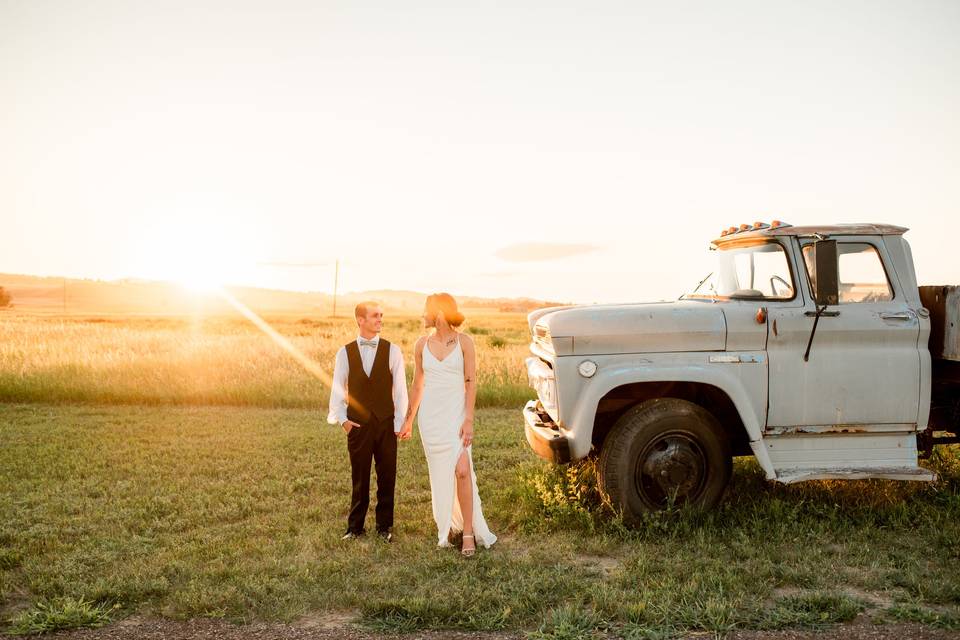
134,212,262,292
178,272,224,294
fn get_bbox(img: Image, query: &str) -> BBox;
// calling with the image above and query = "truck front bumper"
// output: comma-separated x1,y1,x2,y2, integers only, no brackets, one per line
523,400,572,464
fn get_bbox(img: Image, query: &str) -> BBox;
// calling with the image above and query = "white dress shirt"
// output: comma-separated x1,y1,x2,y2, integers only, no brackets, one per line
327,335,408,433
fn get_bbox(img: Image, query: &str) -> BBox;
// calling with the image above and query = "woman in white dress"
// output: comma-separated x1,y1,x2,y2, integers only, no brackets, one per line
399,293,496,556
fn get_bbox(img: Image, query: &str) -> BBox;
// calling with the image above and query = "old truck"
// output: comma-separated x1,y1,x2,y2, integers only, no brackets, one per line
523,222,959,523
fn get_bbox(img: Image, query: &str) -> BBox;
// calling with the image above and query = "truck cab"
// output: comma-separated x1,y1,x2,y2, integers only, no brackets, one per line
523,222,959,523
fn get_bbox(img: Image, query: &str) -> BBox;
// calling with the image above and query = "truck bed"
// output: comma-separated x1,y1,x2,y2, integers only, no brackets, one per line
921,285,960,362
919,285,960,452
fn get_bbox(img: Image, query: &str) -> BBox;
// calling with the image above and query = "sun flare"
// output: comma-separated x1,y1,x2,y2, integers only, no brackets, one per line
177,269,225,294
138,213,262,294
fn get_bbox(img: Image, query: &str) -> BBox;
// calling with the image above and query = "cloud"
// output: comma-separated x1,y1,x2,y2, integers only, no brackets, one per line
495,243,600,263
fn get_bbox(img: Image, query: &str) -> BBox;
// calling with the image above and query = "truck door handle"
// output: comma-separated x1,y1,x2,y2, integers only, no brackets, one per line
880,312,912,321
804,310,840,317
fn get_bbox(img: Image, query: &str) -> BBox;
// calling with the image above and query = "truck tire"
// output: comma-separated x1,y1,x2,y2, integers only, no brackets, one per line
598,398,731,523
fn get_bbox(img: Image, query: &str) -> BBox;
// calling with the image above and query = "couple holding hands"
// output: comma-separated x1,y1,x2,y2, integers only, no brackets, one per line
327,294,496,557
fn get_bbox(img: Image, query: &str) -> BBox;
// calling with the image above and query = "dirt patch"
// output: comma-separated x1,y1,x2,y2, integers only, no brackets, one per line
573,553,621,577
730,619,960,640
840,588,897,610
40,618,960,640
46,618,523,639
295,611,359,631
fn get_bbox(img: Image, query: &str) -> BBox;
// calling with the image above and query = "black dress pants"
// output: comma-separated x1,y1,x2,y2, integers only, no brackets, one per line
346,416,397,533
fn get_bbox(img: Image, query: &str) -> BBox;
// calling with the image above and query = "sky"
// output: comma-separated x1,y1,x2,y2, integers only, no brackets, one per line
2,0,958,303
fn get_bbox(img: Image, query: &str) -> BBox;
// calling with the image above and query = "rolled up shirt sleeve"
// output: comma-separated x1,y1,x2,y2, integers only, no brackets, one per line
390,343,409,433
327,346,349,426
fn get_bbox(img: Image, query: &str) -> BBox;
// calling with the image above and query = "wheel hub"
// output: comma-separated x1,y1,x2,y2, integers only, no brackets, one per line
636,433,707,506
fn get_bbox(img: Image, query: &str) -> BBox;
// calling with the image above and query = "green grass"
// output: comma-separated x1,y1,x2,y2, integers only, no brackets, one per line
883,603,960,630
528,605,606,640
760,592,865,629
1,403,959,635
7,597,118,635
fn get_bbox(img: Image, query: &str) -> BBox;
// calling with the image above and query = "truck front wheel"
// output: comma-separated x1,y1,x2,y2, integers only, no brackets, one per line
598,398,731,523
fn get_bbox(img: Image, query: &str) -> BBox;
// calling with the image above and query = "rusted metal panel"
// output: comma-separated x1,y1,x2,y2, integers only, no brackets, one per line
765,223,908,237
776,466,935,484
920,285,960,362
714,223,908,245
766,423,918,436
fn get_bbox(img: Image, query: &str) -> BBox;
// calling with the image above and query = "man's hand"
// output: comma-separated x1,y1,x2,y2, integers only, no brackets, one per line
398,419,413,441
341,420,361,434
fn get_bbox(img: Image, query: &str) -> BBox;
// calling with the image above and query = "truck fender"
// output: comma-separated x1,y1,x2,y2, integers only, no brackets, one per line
567,359,777,479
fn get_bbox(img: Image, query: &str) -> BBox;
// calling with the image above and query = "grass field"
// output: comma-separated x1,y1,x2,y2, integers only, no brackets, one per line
2,311,960,637
0,312,531,409
2,403,959,637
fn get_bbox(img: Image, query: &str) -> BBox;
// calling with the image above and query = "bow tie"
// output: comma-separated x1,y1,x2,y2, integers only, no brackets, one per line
359,339,378,348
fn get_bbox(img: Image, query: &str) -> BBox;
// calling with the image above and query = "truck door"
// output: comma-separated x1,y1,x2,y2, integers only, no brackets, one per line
766,238,922,428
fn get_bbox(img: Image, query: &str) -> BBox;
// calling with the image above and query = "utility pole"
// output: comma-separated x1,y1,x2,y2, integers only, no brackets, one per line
256,259,341,317
332,259,339,318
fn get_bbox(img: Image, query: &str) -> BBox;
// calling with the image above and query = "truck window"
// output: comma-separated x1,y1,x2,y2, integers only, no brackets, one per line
802,242,893,303
688,241,794,300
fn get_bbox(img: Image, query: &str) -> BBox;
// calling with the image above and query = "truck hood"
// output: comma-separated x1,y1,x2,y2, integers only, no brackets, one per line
533,301,725,355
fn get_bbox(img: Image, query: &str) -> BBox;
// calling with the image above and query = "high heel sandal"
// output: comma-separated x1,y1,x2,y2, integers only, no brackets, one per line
461,534,476,558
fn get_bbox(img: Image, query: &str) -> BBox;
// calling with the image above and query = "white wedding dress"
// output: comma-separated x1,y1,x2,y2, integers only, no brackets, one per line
418,337,497,548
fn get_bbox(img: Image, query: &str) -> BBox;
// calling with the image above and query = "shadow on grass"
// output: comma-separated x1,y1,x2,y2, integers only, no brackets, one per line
508,445,960,542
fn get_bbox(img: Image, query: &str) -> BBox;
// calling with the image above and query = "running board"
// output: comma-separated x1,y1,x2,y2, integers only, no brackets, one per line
776,466,936,484
764,431,936,484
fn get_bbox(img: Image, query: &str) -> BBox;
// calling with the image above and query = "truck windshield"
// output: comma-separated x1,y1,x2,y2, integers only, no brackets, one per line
686,241,794,300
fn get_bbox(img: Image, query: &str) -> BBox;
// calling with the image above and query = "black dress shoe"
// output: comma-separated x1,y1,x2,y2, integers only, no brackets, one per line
376,529,393,543
341,530,365,540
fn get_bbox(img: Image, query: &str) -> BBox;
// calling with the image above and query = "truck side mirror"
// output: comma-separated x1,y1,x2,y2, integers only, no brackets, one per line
812,239,839,306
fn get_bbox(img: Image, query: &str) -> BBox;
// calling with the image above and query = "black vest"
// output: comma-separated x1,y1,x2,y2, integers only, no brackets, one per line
345,339,394,424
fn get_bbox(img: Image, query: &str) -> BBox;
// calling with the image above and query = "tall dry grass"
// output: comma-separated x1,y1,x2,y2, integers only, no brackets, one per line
0,312,533,409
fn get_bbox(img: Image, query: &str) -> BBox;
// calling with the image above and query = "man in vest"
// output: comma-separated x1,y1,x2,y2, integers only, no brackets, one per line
328,301,409,541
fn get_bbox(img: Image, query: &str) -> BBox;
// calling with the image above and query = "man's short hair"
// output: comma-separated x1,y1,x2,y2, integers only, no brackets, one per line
354,300,381,321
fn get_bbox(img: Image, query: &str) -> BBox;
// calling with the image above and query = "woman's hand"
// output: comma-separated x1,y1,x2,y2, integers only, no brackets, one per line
459,418,474,448
398,418,414,440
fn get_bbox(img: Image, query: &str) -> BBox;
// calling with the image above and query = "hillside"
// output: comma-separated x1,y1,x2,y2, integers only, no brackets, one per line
0,273,564,316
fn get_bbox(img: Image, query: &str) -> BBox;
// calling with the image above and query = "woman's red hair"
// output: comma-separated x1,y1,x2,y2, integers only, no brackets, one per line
425,293,465,328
